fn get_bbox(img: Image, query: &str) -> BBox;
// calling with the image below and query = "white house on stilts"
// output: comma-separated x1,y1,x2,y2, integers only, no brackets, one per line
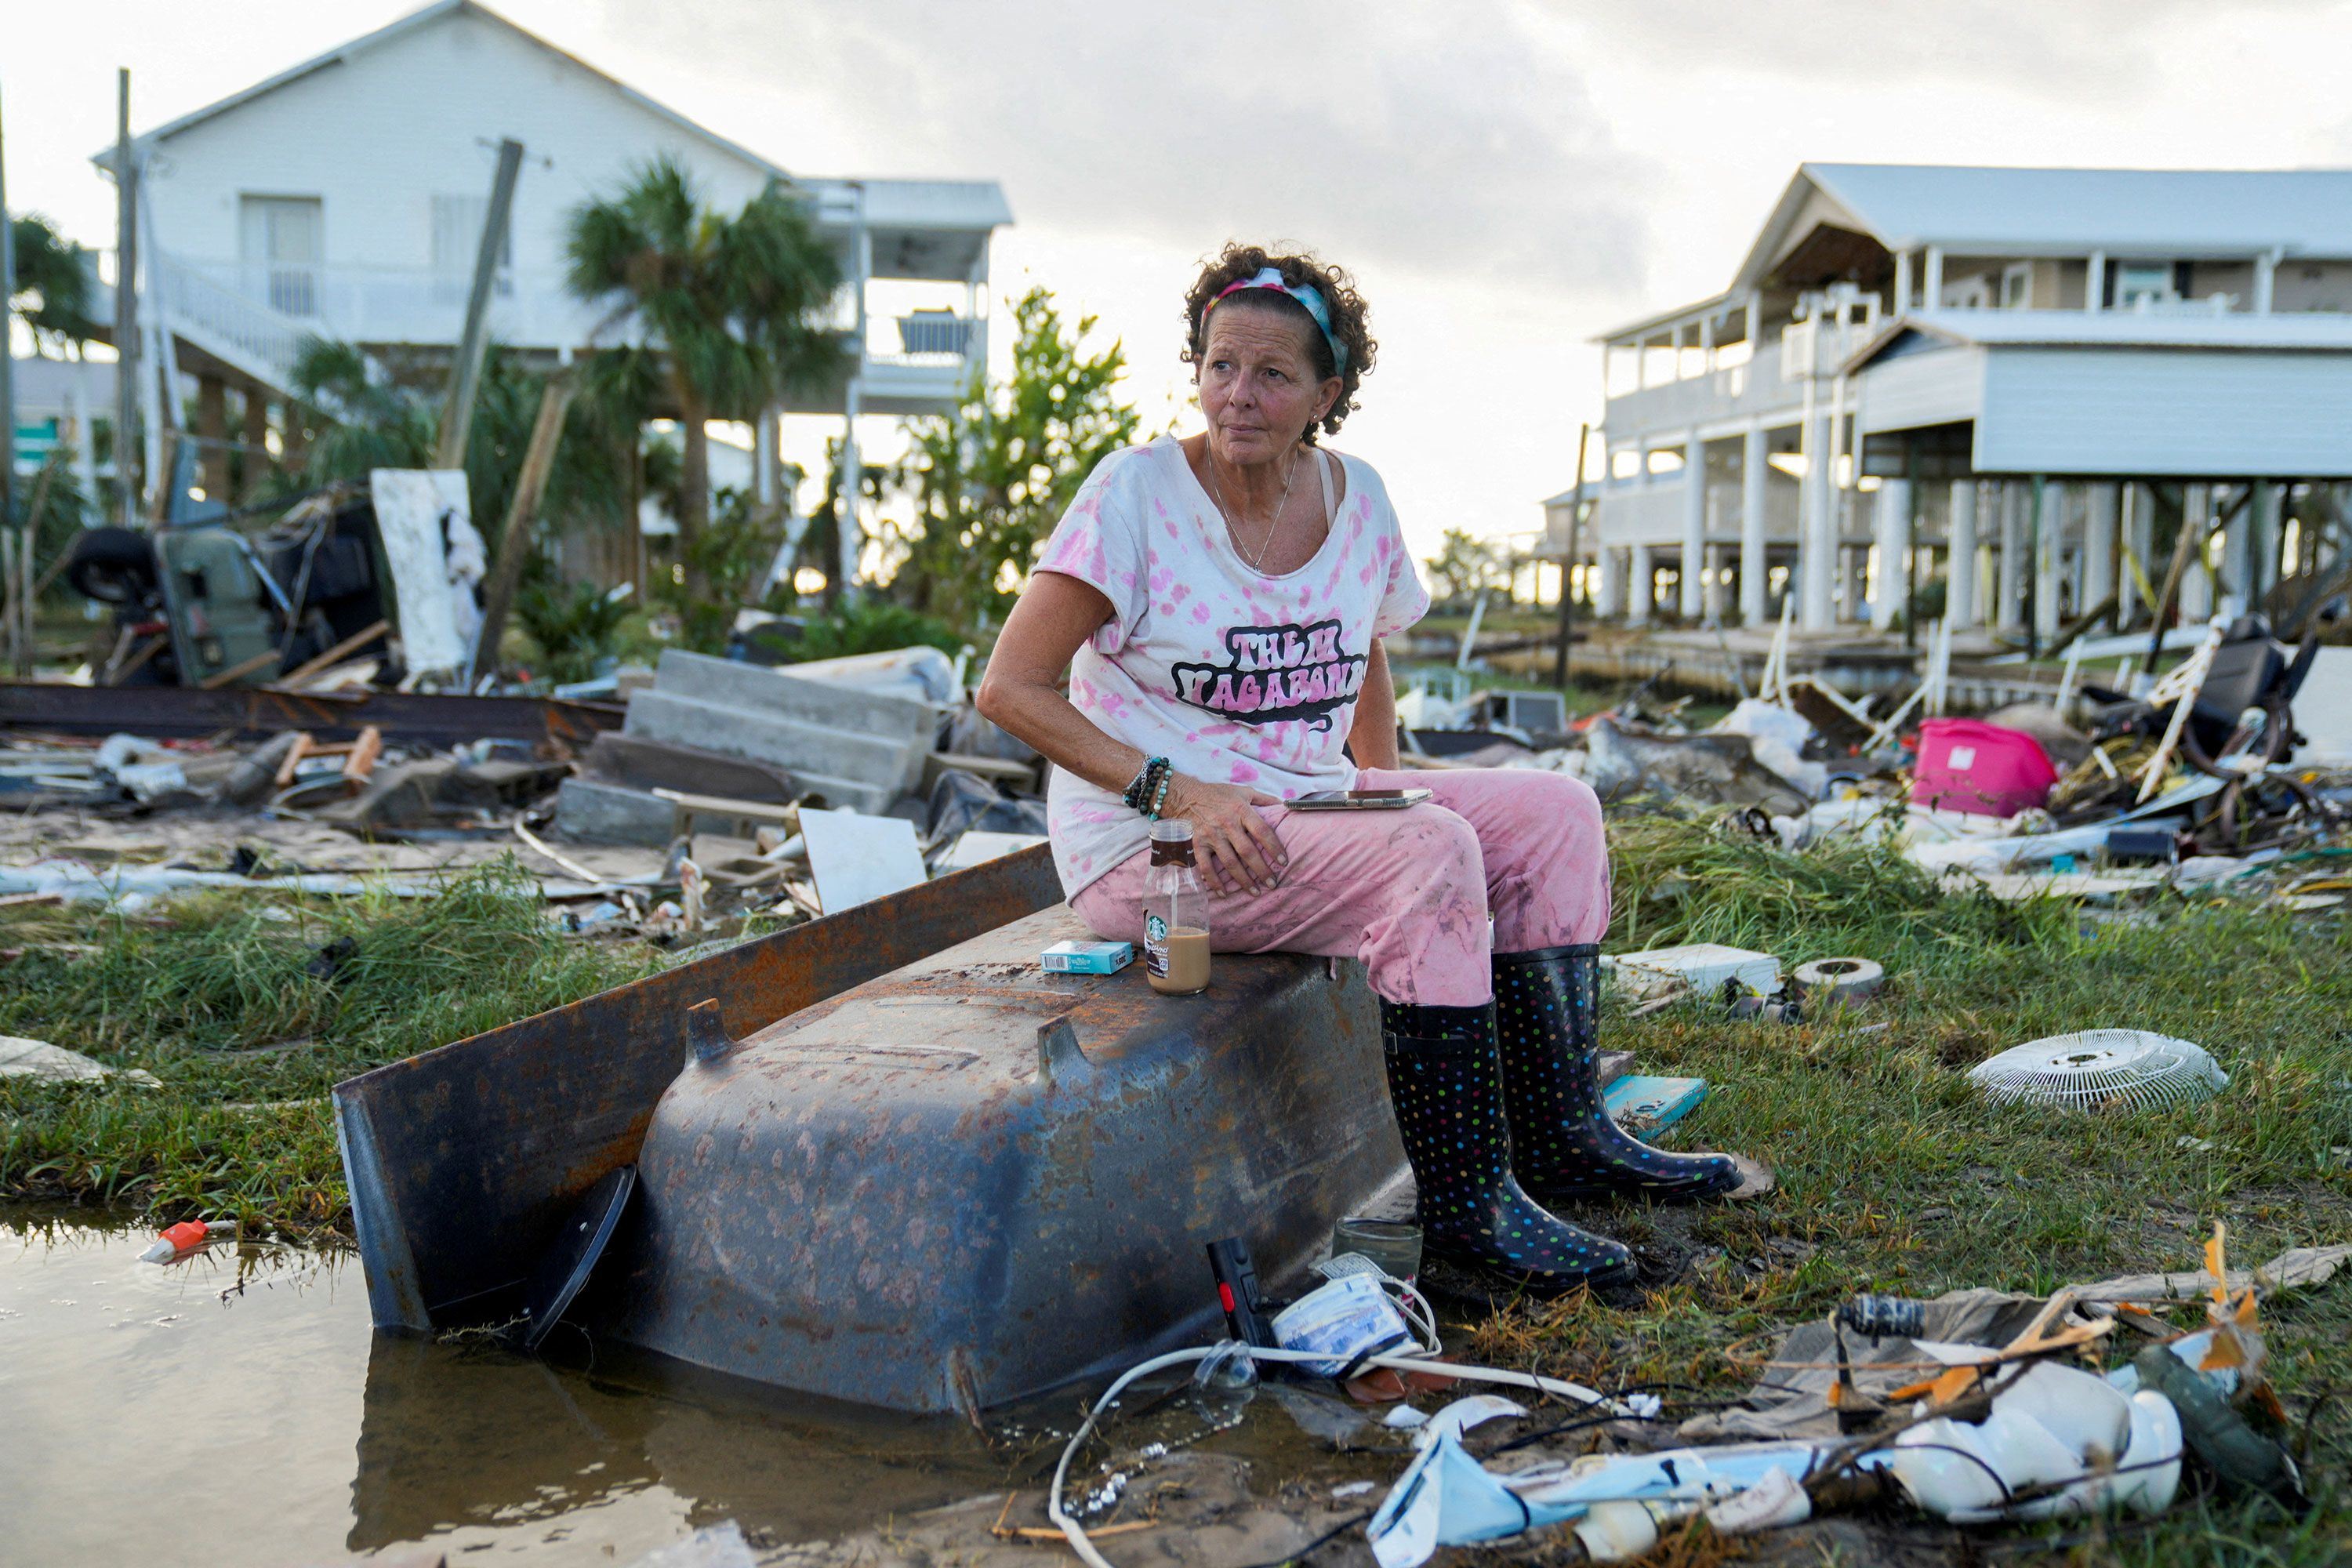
1567,164,2352,642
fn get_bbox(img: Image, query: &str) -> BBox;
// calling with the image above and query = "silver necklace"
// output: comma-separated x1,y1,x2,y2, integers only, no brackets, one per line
1207,445,1303,572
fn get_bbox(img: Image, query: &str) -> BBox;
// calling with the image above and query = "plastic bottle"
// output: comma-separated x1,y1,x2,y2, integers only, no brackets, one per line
1144,820,1211,996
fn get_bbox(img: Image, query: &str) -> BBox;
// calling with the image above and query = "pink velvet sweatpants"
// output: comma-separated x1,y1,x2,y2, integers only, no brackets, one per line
1069,768,1610,1007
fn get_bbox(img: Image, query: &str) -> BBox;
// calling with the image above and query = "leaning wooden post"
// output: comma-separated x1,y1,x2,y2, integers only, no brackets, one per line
433,138,524,472
470,375,574,684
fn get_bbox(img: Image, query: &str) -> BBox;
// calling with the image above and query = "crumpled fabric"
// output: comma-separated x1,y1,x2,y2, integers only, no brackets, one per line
1686,1243,2352,1442
1680,1289,2063,1442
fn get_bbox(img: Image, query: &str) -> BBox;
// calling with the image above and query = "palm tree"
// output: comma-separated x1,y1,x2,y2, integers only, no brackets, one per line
9,215,99,356
564,158,841,601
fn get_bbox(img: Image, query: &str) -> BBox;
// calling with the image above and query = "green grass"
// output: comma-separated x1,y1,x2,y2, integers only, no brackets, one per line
1459,809,2352,1564
0,861,659,1232
9,815,2352,1560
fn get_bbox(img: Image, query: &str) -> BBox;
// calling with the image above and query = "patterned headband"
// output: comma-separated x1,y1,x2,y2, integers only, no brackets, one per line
1203,267,1348,376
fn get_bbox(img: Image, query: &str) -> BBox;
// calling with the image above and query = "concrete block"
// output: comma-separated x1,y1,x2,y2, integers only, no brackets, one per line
624,691,920,797
556,777,679,848
584,732,796,804
652,650,941,742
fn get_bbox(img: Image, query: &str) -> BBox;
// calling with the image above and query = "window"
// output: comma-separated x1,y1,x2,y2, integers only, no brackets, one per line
431,194,513,303
1610,448,1642,483
2116,262,2174,308
1646,446,1686,477
2000,262,2033,310
238,195,321,316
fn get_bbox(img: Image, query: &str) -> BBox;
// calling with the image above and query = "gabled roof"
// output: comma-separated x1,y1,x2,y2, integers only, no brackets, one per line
1733,163,2352,291
1847,307,2352,373
92,0,790,183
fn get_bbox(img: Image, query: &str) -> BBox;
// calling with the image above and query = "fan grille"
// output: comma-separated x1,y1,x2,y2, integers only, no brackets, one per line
1969,1029,2229,1113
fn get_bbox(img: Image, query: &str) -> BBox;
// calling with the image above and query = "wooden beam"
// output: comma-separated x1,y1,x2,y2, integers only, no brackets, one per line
470,376,575,683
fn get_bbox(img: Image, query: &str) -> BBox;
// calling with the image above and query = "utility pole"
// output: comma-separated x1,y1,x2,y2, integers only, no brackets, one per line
1553,421,1590,690
433,138,524,471
113,69,140,526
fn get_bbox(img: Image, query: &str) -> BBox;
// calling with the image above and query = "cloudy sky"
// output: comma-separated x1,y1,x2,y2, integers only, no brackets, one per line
11,0,2352,557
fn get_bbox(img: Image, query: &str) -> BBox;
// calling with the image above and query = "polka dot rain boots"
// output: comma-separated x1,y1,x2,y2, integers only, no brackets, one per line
1378,998,1634,1292
1491,943,1744,1205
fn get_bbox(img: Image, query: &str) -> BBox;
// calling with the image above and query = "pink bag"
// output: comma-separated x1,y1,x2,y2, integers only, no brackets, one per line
1911,718,2059,817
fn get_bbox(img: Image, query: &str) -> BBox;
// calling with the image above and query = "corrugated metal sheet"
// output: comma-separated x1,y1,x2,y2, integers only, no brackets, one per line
1975,347,2352,477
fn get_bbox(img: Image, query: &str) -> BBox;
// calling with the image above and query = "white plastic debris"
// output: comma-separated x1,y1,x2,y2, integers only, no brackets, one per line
0,1036,162,1087
1882,1362,2181,1523
1712,700,1828,799
1410,1394,1523,1449
1704,1463,1812,1534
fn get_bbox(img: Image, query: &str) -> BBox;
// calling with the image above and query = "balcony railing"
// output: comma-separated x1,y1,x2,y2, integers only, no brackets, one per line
148,255,983,415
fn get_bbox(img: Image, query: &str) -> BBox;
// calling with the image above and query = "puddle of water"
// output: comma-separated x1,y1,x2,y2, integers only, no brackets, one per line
0,1209,1382,1565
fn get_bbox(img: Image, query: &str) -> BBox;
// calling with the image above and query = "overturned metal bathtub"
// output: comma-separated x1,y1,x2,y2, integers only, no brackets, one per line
336,845,1403,1415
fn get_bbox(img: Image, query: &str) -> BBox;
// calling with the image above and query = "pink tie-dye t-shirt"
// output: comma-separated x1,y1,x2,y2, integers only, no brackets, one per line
1033,434,1429,896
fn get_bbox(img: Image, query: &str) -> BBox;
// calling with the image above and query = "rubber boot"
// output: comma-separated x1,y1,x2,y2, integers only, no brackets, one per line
1379,998,1634,1291
1493,943,1742,1204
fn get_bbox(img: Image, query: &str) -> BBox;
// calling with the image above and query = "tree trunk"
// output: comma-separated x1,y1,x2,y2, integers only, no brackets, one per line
678,389,711,604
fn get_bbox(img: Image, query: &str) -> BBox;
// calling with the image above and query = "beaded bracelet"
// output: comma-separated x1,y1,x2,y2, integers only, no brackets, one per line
1146,769,1173,820
1123,755,1171,813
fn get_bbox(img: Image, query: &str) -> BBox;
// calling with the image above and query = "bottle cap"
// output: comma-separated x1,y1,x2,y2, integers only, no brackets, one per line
1149,818,1195,866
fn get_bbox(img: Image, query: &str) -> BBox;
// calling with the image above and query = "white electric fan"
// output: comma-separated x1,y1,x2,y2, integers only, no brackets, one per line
1968,1029,2230,1113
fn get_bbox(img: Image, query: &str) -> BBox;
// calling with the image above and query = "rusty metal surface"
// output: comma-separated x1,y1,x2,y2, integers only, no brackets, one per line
332,844,1063,1331
601,906,1403,1415
0,679,620,749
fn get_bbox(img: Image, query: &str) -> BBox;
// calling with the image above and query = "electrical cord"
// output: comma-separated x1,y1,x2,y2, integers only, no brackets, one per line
1046,1345,1624,1568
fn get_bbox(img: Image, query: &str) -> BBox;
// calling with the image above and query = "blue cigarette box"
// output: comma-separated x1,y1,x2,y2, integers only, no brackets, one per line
1041,939,1135,975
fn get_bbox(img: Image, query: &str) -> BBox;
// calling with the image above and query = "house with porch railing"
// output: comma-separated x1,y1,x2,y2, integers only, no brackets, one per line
1571,163,2352,637
83,0,1008,578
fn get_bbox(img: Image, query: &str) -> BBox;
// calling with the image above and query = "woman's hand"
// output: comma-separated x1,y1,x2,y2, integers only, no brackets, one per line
1161,773,1287,895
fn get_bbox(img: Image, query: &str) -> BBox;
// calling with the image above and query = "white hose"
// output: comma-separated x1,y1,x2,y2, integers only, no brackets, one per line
1045,1345,1624,1568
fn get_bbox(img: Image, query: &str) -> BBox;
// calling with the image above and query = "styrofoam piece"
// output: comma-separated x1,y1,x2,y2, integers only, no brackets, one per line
1602,943,1779,1000
938,830,1047,872
799,808,927,914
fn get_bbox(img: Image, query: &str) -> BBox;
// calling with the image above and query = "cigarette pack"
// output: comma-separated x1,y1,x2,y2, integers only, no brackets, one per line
1041,939,1135,975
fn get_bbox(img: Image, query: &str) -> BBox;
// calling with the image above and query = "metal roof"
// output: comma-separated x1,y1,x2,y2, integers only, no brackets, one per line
1802,163,2352,258
93,2,792,184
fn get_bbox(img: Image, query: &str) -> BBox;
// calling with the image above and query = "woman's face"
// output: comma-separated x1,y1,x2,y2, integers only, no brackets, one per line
1196,303,1341,467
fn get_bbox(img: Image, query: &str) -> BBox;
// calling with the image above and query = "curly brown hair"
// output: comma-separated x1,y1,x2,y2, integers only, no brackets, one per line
1181,243,1375,443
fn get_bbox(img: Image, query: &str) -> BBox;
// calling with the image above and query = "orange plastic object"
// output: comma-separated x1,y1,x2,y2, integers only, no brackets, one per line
159,1221,212,1251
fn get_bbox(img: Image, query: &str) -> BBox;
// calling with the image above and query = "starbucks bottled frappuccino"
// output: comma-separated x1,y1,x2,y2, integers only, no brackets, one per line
1143,820,1211,995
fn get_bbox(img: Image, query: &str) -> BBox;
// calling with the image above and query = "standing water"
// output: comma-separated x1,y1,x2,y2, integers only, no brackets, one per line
0,1208,1371,1565
0,1209,1017,1563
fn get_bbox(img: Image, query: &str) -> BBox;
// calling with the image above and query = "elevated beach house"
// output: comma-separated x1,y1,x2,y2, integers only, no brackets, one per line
86,0,1008,569
1558,164,2352,637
